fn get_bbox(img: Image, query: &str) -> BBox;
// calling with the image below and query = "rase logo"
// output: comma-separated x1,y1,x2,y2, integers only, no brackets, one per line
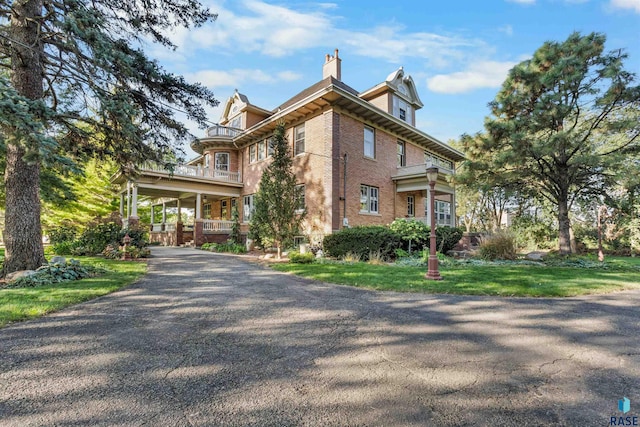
610,397,638,426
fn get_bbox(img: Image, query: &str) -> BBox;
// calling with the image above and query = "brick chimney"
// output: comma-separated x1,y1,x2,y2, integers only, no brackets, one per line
322,49,341,81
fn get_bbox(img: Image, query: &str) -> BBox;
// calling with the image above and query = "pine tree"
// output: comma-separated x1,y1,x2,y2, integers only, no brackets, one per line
0,0,218,274
250,123,305,259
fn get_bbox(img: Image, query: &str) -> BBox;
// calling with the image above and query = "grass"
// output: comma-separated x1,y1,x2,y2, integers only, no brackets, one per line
271,257,640,297
0,257,147,327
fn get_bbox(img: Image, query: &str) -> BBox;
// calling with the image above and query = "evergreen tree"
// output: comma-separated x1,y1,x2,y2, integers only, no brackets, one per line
250,123,305,259
467,32,640,254
0,0,218,274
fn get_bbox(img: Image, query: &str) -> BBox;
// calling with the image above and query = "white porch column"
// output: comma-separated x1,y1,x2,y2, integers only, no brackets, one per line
162,202,167,223
119,193,125,216
196,193,202,219
126,182,131,218
451,192,456,227
150,205,155,224
131,184,139,218
177,199,182,223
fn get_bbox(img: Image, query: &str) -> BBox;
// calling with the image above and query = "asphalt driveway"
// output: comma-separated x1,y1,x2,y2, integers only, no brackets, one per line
1,247,638,426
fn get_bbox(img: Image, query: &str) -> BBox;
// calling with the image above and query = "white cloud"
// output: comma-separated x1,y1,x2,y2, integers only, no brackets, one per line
426,60,517,94
498,25,514,36
609,0,640,12
185,68,291,88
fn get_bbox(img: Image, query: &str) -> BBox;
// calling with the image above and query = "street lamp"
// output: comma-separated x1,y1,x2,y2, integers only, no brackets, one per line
425,166,442,280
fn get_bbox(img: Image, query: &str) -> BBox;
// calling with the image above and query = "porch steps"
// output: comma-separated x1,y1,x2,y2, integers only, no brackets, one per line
182,240,195,248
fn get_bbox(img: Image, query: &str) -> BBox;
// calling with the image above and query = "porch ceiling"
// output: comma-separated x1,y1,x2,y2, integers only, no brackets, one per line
117,174,242,201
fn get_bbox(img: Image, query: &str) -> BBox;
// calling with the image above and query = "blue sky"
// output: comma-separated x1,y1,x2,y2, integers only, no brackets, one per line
150,0,640,157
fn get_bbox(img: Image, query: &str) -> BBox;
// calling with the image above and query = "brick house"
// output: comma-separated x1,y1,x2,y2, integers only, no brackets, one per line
112,50,465,246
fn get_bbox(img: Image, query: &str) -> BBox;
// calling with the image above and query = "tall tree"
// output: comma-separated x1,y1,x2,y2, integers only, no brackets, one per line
250,123,305,259
469,32,640,254
0,0,218,274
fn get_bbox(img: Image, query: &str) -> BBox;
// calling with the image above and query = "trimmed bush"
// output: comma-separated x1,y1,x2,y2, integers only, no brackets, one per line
48,222,79,246
323,226,402,261
478,231,518,260
288,251,315,264
435,226,464,254
389,219,429,252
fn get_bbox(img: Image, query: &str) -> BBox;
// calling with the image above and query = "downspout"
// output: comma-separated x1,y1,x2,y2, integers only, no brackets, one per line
343,153,347,227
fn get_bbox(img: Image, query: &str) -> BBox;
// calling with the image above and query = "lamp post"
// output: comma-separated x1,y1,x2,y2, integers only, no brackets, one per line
425,166,442,280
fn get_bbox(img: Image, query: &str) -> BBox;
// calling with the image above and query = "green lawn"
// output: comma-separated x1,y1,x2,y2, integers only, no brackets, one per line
0,257,147,327
271,258,640,297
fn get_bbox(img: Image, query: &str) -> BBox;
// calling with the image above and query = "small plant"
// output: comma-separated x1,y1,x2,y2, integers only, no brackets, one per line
478,231,518,260
394,248,410,258
342,252,362,263
200,240,246,254
367,249,386,265
288,251,315,264
7,259,107,288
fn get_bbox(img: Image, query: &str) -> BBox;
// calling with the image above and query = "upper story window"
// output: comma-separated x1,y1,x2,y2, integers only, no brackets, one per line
203,153,211,171
215,152,229,171
230,115,241,129
267,137,274,157
360,185,379,214
364,126,375,159
294,124,305,155
397,140,406,167
399,108,406,121
393,96,413,125
257,140,266,161
249,144,257,163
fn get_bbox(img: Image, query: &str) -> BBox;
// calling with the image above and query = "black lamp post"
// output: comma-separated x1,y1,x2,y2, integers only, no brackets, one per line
425,166,442,280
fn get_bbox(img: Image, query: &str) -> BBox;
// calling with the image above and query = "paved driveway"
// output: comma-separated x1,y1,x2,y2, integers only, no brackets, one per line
1,247,638,426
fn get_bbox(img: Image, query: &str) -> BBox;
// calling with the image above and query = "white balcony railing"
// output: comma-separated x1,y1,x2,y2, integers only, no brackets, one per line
140,162,241,183
203,219,234,233
413,216,454,227
206,125,243,138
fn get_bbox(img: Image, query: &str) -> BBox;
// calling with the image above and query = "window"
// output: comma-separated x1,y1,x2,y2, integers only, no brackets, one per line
258,140,266,161
295,184,305,212
407,195,414,217
249,144,257,163
267,137,274,157
435,200,452,226
393,96,413,125
221,200,228,219
399,108,406,121
243,195,254,222
203,203,211,219
360,185,379,214
294,124,305,155
397,140,406,167
364,126,375,158
215,152,229,171
230,115,241,129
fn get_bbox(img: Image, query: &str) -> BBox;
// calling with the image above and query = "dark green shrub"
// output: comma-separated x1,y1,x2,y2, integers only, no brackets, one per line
48,222,79,245
435,226,464,254
288,251,315,264
511,216,558,250
52,241,77,255
323,226,403,261
120,225,149,249
201,240,246,254
478,231,518,260
76,216,122,255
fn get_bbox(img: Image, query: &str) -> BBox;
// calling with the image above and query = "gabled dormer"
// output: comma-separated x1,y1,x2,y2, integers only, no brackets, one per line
359,67,423,126
219,90,271,130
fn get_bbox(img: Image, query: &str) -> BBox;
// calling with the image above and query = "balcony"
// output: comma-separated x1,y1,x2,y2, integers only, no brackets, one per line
140,162,242,184
206,124,243,138
393,161,455,181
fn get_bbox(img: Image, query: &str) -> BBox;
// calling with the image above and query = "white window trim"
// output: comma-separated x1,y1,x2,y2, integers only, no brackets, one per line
364,126,375,159
243,194,255,222
360,185,379,214
294,124,305,156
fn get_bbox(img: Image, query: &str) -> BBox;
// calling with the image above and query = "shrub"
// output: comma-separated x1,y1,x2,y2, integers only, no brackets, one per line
119,225,149,249
367,249,387,265
435,226,464,254
342,252,362,263
76,215,122,255
48,222,79,245
52,241,77,255
389,219,429,252
201,240,246,254
323,226,403,261
288,251,315,264
511,216,557,250
478,231,518,260
7,259,107,288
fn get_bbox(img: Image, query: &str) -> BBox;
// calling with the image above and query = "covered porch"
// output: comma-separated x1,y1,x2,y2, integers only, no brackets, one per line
392,163,456,227
113,167,243,247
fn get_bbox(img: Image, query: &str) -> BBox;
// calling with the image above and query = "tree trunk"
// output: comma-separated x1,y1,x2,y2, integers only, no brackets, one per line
557,194,572,255
2,0,47,276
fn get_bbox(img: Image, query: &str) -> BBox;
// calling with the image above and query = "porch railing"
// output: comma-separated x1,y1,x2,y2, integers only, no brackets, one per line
206,124,243,138
140,162,241,183
412,216,454,227
203,219,234,232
